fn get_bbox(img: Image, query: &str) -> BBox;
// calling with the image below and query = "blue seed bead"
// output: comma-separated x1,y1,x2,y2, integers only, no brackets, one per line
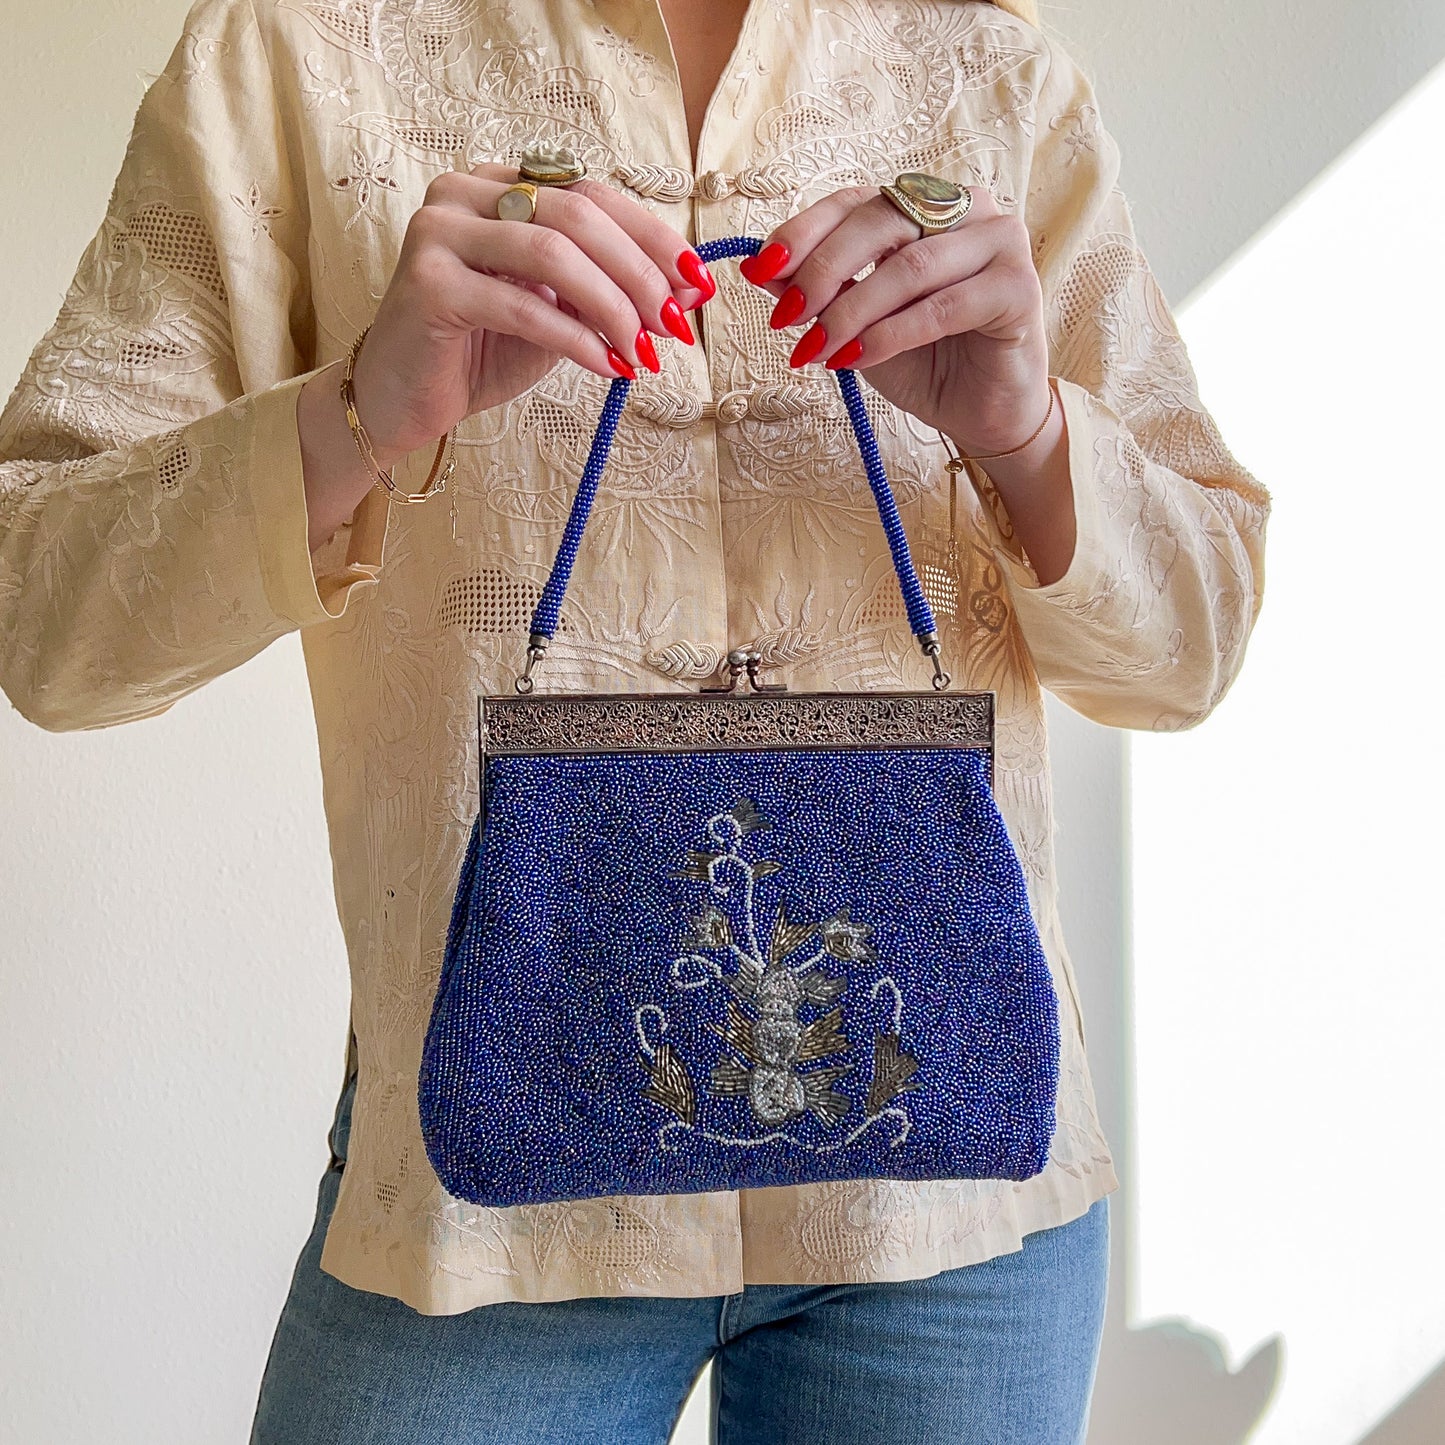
418,747,1060,1208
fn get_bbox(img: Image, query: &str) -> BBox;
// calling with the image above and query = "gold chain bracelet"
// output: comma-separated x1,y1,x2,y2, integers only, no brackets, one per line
341,324,457,504
941,380,1057,466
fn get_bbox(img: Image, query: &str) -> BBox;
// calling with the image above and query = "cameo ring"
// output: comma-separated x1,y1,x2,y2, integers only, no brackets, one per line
517,141,587,187
879,172,973,234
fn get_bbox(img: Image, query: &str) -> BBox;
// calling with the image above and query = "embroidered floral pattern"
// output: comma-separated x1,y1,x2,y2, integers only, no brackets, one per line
330,146,402,229
591,24,666,97
231,181,287,239
174,31,230,88
1049,101,1101,164
302,48,358,108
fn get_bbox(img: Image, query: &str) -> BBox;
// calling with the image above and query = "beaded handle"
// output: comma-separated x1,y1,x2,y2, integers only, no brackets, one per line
518,236,946,693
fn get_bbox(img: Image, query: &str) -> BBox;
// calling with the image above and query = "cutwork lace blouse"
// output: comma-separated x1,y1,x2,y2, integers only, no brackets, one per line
0,0,1270,1313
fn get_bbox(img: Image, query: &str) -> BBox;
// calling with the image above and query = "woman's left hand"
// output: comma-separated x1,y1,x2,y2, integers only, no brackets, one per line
739,183,1052,456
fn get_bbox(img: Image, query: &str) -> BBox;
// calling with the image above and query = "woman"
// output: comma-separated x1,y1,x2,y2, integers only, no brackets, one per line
0,0,1270,1439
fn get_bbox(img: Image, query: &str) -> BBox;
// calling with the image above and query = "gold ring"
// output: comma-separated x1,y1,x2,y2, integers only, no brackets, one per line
517,141,587,188
879,172,973,234
497,181,540,224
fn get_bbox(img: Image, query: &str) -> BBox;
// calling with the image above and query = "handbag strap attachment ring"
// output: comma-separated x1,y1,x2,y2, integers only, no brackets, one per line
514,632,550,695
920,631,951,692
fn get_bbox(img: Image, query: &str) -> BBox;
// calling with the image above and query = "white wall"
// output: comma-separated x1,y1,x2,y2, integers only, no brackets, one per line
3,3,1441,1443
1053,5,1445,1444
1,5,352,1440
1123,54,1445,1445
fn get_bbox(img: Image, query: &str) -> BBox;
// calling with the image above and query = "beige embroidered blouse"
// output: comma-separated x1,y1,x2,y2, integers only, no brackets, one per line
0,0,1270,1314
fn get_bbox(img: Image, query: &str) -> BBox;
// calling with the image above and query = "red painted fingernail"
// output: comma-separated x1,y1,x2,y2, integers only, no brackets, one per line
789,322,828,368
606,346,636,379
739,241,790,285
769,284,807,330
677,250,716,301
635,327,661,373
824,338,864,370
659,296,695,345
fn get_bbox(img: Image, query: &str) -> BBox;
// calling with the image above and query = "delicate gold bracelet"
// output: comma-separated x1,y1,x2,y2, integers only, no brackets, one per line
943,381,1057,466
340,324,456,504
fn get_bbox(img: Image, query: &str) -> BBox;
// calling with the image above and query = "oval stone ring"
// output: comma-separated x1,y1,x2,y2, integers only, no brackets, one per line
879,172,973,234
496,180,541,223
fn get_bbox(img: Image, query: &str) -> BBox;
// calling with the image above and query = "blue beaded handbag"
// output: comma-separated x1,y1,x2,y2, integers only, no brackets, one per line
418,238,1059,1208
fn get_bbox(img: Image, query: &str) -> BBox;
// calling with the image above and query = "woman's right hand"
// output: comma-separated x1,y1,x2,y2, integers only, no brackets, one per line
350,163,715,459
299,163,715,548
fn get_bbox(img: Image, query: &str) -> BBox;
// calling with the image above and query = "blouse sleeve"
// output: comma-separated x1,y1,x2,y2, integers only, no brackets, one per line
0,0,387,733
962,28,1273,732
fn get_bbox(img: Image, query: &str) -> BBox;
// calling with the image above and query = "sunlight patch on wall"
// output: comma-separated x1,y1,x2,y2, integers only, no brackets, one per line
1130,55,1445,1445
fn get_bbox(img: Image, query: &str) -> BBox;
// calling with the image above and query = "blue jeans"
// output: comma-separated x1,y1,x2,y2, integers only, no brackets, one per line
250,1074,1109,1444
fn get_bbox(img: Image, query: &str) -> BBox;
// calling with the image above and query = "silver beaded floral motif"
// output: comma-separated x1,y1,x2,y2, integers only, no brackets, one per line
638,800,920,1150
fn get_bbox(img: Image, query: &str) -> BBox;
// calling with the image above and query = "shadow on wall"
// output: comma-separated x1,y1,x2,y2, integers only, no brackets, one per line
1035,5,1445,1441
1354,1359,1445,1443
1043,715,1285,1444
1088,1317,1282,1443
1047,0,1445,306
